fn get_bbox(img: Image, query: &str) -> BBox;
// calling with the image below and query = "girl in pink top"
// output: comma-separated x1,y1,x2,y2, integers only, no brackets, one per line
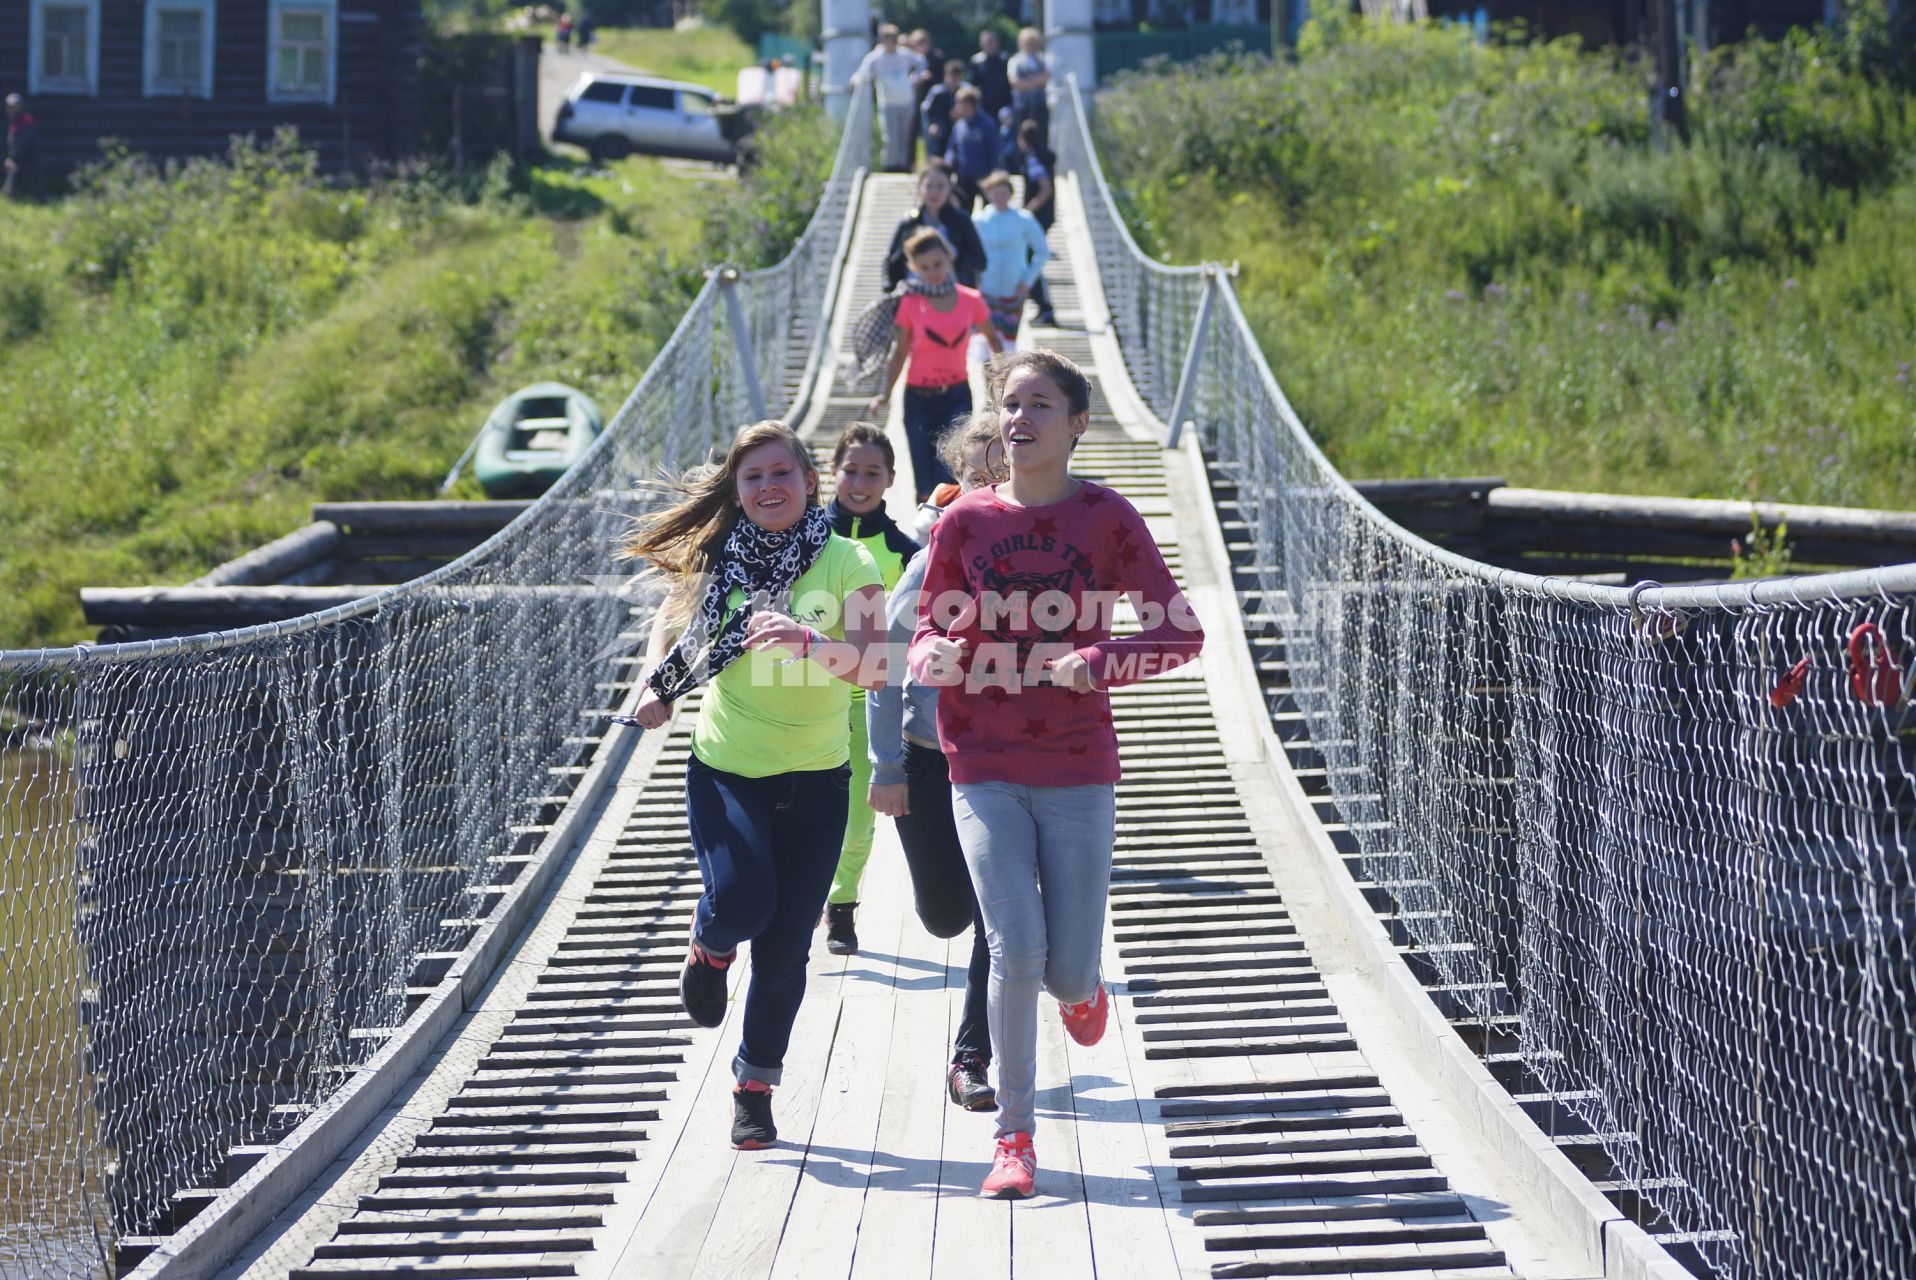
909,348,1204,1199
869,226,1004,503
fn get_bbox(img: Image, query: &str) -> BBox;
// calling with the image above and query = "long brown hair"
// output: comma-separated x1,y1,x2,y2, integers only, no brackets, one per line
617,420,818,629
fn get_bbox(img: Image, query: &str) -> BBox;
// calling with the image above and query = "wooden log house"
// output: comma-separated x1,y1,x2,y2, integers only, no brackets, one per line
0,0,424,178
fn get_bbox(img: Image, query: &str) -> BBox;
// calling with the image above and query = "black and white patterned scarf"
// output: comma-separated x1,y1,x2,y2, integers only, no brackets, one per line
850,274,958,390
645,504,833,705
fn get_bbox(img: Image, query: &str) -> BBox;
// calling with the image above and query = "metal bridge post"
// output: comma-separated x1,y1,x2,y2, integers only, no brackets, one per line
821,0,871,121
1165,264,1219,450
718,267,770,424
1046,0,1098,95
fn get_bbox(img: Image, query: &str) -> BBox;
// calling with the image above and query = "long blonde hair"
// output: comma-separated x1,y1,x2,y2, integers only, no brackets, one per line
617,420,818,629
937,412,1007,484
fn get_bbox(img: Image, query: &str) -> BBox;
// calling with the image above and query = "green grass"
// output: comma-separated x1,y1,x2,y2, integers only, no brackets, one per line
0,108,832,652
1095,8,1916,509
590,23,759,96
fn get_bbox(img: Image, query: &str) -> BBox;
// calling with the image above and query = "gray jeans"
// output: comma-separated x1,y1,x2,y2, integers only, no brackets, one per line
879,102,916,170
951,779,1116,1137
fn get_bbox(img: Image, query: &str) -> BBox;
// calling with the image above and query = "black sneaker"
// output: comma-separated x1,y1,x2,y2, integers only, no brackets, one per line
1034,309,1059,327
824,902,858,956
680,940,734,1028
732,1082,777,1149
946,1052,997,1111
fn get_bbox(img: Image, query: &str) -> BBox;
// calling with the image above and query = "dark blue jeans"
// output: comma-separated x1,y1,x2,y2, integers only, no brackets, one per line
895,741,991,1062
685,753,850,1086
903,382,971,502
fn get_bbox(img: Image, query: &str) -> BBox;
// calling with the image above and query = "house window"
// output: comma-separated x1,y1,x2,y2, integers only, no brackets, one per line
145,0,216,98
29,0,100,95
268,0,335,103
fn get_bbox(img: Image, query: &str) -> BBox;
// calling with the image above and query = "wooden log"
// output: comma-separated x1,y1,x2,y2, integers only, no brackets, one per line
83,581,611,627
1486,487,1916,567
338,532,496,559
1352,476,1506,506
81,586,376,626
313,500,532,535
193,521,342,588
331,557,454,585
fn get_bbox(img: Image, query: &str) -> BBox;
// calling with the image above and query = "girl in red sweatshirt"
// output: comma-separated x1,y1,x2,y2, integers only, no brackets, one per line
908,349,1204,1198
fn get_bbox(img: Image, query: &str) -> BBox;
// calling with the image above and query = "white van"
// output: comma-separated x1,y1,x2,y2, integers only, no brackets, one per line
553,73,734,164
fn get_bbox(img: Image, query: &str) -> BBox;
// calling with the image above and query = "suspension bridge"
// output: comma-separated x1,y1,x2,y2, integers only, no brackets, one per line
1,63,1913,1280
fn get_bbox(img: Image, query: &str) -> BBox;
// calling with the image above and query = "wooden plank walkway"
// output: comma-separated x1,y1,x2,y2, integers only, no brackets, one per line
201,172,1578,1280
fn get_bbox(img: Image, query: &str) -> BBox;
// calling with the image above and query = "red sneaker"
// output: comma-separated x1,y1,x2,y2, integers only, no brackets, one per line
1058,979,1108,1046
981,1132,1035,1199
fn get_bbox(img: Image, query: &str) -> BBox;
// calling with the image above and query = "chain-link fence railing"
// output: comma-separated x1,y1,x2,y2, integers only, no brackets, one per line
0,85,870,1278
1061,72,1916,1279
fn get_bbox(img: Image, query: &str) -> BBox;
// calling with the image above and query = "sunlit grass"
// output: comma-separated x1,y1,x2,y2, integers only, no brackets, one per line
0,149,722,651
1095,12,1916,508
589,23,759,97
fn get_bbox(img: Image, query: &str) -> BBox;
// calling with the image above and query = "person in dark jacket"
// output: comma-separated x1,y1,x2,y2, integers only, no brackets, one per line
969,29,1012,120
943,88,1000,213
3,95,40,201
921,60,966,159
882,162,986,290
1015,120,1058,325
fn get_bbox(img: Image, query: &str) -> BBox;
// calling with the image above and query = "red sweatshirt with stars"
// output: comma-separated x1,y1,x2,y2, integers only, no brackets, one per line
908,480,1205,786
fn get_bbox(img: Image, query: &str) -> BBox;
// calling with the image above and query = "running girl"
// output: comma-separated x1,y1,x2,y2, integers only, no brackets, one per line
821,422,920,956
622,420,886,1151
909,350,1205,1198
868,227,1005,504
867,415,1008,1111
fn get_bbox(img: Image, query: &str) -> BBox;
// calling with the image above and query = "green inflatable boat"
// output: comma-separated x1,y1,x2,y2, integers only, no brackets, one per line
469,382,605,499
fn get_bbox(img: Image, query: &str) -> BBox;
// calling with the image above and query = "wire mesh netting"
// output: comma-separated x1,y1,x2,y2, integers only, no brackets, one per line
1060,73,1916,1279
0,86,870,1278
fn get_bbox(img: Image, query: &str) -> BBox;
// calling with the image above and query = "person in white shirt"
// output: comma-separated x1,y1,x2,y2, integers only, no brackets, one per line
856,24,928,172
1008,27,1052,142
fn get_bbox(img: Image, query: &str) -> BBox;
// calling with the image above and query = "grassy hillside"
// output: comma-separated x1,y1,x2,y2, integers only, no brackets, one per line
1094,7,1916,509
0,105,830,651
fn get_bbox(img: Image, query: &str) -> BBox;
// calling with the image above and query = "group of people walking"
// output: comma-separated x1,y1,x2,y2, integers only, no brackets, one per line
620,283,1203,1199
615,34,1199,1201
857,23,1054,179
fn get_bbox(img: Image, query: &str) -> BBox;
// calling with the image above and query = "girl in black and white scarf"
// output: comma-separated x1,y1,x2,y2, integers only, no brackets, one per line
618,419,887,1152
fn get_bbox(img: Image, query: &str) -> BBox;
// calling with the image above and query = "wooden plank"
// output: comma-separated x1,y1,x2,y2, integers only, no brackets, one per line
683,947,852,1279
1061,998,1183,1280
927,975,1011,1280
1006,1006,1094,1270
767,837,917,1280
313,500,532,534
596,950,754,1279
845,936,954,1280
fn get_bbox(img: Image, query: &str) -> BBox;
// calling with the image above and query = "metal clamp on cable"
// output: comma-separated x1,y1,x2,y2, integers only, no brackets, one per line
1626,578,1661,630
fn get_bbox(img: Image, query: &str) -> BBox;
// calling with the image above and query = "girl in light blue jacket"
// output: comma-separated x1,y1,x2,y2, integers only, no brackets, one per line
970,171,1049,342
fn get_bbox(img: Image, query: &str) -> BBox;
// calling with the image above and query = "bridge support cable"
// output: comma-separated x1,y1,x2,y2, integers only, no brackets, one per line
1058,69,1916,1279
0,87,872,1278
